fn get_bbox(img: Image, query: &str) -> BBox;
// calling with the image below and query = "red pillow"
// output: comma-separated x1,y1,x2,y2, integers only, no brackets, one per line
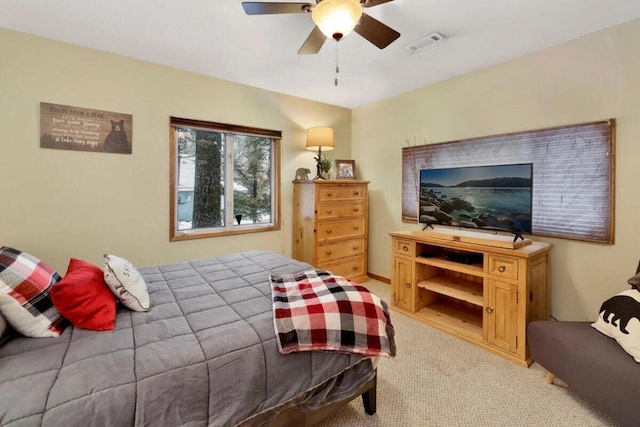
50,258,116,331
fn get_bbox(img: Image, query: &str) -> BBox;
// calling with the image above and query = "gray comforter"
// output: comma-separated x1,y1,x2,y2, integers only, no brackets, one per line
0,251,373,426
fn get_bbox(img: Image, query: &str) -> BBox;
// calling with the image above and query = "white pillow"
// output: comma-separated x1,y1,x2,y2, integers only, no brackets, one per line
592,289,640,363
103,254,149,312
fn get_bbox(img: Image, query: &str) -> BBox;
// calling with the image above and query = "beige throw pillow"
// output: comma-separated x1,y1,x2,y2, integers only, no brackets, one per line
103,254,149,312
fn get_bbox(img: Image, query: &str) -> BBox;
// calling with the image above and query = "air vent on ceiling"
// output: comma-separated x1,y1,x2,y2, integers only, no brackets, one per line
403,32,447,54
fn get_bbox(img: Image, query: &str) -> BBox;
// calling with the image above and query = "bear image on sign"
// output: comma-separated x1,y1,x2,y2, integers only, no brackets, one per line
104,120,131,154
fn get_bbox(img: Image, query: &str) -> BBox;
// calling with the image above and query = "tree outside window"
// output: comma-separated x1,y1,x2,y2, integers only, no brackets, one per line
170,117,281,241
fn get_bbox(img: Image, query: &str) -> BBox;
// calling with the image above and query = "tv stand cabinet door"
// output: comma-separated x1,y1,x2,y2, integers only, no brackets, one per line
485,279,518,353
392,256,413,311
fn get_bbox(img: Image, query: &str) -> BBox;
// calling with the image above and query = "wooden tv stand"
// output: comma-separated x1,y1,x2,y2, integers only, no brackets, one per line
390,230,551,367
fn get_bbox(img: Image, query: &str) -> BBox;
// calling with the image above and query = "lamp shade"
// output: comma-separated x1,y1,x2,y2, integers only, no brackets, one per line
311,0,363,41
306,126,335,151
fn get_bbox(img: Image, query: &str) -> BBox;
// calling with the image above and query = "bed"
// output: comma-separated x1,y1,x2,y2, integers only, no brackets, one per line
0,250,391,426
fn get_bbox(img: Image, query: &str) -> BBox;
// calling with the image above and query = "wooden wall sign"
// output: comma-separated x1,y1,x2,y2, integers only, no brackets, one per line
40,102,133,154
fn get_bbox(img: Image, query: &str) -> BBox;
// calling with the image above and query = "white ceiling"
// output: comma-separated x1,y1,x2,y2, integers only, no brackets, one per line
2,1,640,108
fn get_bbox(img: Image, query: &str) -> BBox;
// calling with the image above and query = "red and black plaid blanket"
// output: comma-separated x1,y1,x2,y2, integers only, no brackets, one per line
270,269,395,357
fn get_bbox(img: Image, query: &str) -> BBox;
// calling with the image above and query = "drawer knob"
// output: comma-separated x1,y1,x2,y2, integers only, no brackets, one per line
402,246,408,252
354,191,359,196
326,229,332,234
498,265,506,273
353,207,359,212
352,266,358,271
326,209,332,214
486,306,494,314
353,225,359,230
353,246,359,250
405,282,411,289
326,250,332,256
327,192,332,196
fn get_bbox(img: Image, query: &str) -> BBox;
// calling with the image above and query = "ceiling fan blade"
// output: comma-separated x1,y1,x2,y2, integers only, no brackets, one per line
362,0,395,7
242,2,312,15
298,26,327,55
354,13,400,49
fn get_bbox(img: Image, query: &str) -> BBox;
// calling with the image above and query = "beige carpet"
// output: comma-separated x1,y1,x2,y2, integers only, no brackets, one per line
317,279,615,427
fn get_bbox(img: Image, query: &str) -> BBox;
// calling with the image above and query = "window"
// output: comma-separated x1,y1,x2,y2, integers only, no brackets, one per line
170,117,281,241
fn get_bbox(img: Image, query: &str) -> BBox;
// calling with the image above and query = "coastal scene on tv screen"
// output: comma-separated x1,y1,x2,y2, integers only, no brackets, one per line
419,164,533,234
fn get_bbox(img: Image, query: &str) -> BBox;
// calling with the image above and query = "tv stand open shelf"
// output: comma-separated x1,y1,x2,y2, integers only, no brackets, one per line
417,276,483,306
390,230,551,367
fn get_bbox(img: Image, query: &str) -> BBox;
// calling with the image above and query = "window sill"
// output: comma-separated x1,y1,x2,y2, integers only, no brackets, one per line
170,223,281,241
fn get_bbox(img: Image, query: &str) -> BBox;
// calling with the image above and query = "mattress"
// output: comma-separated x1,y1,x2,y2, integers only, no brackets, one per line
0,250,374,426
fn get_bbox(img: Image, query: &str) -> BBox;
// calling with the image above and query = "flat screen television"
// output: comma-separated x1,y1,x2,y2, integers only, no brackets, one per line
419,163,533,235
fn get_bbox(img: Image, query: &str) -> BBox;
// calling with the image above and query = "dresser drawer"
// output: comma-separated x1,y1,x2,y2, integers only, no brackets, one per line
317,186,366,203
319,255,366,279
317,238,365,263
394,239,414,257
317,219,365,242
317,203,365,221
488,255,519,280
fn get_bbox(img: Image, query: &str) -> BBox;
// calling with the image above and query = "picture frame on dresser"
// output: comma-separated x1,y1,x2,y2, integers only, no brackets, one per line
336,160,356,180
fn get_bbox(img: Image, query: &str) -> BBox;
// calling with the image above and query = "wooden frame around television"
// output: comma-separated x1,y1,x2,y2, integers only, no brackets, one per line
402,120,615,244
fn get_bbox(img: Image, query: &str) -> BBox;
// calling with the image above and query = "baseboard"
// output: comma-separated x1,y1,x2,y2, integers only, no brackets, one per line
367,273,390,284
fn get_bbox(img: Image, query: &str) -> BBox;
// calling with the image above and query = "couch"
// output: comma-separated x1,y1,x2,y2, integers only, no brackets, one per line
528,261,640,427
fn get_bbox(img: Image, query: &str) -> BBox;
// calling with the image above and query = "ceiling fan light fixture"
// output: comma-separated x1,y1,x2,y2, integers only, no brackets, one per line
312,0,363,41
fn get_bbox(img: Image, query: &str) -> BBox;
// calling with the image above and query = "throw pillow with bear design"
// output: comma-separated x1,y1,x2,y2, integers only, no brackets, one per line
592,288,640,362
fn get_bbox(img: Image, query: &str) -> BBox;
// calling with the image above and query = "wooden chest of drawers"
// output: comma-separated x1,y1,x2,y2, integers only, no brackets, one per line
293,180,369,283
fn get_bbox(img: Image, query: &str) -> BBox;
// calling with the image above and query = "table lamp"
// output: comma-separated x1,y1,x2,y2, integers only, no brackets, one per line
306,126,335,179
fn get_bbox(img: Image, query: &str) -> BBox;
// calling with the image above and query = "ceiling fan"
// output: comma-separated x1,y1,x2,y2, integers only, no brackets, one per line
242,0,401,55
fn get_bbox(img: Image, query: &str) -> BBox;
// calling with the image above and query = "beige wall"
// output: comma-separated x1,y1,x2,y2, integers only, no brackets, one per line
353,18,640,321
0,28,351,273
3,20,639,321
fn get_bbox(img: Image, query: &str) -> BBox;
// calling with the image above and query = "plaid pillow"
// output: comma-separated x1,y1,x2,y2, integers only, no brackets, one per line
0,246,66,337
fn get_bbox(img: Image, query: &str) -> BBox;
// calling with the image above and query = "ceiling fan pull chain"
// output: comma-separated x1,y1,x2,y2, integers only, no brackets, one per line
334,41,340,86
